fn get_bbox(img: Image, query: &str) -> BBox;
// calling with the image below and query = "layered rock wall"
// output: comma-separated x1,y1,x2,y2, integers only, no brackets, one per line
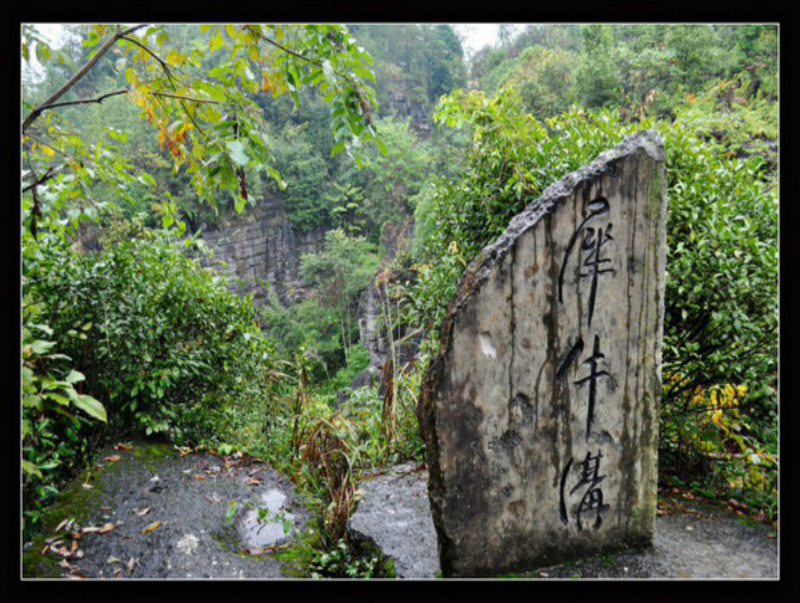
200,193,325,307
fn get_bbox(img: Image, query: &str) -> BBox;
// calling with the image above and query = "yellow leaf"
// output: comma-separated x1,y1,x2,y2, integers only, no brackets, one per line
142,520,161,534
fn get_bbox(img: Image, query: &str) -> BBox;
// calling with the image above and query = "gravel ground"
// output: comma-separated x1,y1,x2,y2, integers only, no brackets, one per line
23,445,777,580
348,465,778,580
23,439,309,580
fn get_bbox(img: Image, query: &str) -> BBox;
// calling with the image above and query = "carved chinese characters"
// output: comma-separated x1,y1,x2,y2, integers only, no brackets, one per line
418,132,668,577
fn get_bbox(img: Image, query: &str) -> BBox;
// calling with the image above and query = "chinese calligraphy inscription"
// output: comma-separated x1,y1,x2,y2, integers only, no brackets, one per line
419,132,667,577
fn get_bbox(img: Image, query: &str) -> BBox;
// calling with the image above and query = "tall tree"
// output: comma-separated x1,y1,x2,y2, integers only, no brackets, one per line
575,24,621,109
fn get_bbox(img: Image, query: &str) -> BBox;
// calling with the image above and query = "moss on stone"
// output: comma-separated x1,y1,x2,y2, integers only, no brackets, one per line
133,441,177,472
23,547,62,578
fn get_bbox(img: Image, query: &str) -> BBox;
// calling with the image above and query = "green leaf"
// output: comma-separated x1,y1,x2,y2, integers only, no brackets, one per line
46,392,70,406
31,323,53,336
226,140,249,167
72,394,108,423
65,369,85,384
22,460,42,479
31,340,56,355
210,31,224,52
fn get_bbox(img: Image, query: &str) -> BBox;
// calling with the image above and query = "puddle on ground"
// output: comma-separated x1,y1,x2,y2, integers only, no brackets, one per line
239,488,295,549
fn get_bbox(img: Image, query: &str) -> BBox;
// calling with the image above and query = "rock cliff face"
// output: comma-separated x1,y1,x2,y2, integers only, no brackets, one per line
200,192,325,308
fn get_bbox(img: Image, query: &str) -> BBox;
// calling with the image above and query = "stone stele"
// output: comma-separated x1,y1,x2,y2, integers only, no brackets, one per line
417,131,668,577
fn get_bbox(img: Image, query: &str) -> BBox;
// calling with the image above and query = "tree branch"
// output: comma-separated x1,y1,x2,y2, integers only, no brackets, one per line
149,91,223,104
121,35,179,84
22,165,65,193
29,89,130,112
22,24,148,132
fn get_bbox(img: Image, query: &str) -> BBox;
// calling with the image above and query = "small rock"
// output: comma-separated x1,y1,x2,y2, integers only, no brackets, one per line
176,534,199,555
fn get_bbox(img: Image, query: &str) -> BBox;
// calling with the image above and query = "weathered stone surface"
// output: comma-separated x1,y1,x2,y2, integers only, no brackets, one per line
348,463,440,579
418,131,668,577
200,190,325,307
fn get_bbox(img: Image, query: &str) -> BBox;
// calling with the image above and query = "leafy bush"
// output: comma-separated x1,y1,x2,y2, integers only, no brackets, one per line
22,291,109,534
263,229,379,377
404,90,776,512
26,220,275,445
575,25,622,109
409,92,632,338
496,46,579,120
661,378,777,517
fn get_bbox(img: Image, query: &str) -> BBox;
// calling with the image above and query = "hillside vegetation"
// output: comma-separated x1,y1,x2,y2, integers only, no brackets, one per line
22,23,777,575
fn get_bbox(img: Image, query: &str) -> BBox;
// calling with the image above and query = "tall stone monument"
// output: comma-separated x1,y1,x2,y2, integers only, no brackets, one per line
417,131,668,577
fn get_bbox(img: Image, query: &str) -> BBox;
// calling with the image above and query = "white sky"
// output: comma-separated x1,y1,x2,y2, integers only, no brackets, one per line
29,23,513,61
453,24,525,58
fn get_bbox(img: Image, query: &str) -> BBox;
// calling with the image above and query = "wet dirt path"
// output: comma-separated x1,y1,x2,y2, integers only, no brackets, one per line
23,439,309,579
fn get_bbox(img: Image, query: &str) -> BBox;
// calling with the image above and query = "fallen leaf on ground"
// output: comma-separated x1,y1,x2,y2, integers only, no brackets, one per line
245,542,292,555
107,556,120,565
246,477,262,485
81,483,93,490
114,568,122,578
54,519,70,533
114,443,134,451
176,446,193,457
103,455,122,463
193,474,206,481
98,522,116,534
142,520,161,534
127,557,136,572
99,506,112,512
136,507,151,516
767,532,776,539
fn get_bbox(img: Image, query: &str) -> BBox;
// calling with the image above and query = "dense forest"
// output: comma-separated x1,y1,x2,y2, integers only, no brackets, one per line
21,23,777,577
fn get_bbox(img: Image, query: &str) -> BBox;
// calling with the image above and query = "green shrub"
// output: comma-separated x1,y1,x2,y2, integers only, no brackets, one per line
26,220,276,445
404,90,777,512
22,290,109,535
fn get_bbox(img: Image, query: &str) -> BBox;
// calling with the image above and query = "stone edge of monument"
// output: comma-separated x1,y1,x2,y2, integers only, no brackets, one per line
417,129,667,577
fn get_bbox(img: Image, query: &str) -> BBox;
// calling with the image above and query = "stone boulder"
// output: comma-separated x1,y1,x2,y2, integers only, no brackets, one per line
417,131,668,577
